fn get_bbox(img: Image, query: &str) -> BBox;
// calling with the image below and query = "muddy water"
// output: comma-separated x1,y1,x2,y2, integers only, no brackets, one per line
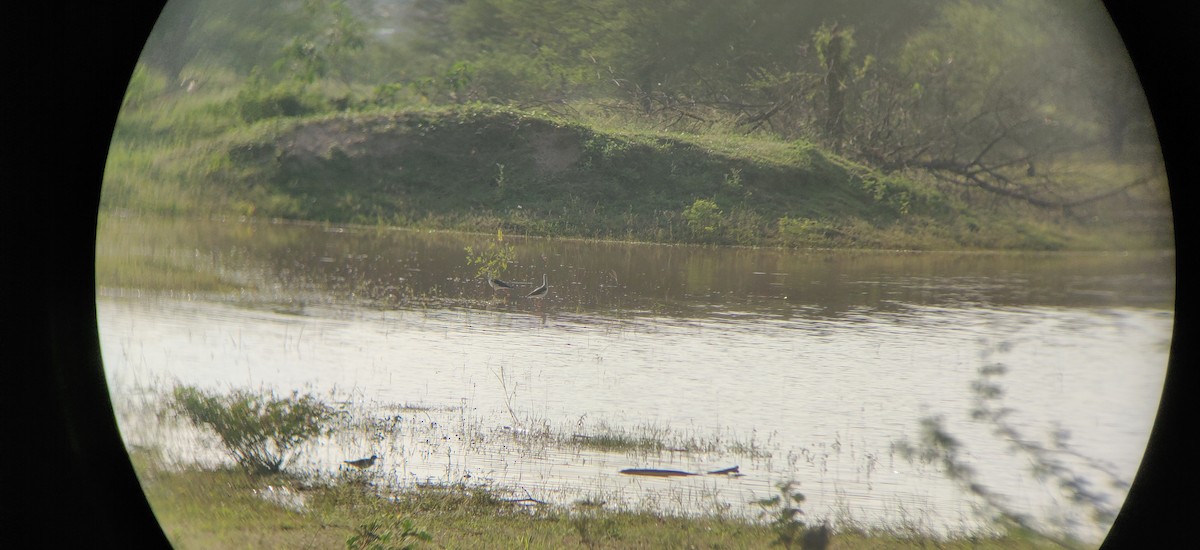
96,216,1173,542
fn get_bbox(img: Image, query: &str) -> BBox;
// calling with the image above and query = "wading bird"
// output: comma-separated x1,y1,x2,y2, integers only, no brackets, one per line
343,454,379,469
527,274,548,299
487,273,515,294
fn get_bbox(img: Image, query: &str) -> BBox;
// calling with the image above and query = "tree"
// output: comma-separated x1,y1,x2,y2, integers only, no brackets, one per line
843,0,1161,211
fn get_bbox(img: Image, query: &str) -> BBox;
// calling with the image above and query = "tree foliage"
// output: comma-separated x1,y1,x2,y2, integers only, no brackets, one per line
136,0,1161,213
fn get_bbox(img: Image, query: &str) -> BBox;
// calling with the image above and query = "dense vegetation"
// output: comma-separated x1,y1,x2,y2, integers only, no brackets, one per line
104,0,1172,250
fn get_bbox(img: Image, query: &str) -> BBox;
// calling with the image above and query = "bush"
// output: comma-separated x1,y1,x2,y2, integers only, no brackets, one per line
683,198,725,243
168,385,333,474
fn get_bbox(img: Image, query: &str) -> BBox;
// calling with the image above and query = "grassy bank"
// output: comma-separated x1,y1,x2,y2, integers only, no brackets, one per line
129,447,1067,550
108,381,1103,549
102,83,1171,251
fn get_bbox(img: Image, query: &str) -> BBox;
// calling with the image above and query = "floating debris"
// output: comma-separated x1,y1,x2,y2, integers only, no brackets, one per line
619,468,696,477
619,465,740,477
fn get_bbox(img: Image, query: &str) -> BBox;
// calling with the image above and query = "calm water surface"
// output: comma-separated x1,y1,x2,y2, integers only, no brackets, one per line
97,216,1174,542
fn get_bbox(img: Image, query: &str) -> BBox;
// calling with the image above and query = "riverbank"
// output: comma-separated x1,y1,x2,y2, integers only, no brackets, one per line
129,447,1069,549
102,103,1171,252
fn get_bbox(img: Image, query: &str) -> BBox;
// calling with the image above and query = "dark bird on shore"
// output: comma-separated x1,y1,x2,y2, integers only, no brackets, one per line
344,454,379,469
527,274,548,299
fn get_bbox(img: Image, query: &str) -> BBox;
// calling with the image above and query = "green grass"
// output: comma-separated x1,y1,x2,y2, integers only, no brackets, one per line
128,446,1076,549
132,449,337,549
198,106,968,248
102,77,1171,252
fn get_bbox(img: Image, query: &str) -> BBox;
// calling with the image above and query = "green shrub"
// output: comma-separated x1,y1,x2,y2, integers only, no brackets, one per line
683,198,725,243
168,385,333,474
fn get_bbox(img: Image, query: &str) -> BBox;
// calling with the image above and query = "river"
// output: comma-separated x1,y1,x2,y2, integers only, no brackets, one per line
96,215,1174,543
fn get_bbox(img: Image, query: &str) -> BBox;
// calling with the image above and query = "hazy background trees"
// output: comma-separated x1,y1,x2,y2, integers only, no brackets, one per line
136,0,1162,213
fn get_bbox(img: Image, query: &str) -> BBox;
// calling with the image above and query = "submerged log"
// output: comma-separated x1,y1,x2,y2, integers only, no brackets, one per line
706,465,740,475
619,465,740,477
619,468,696,477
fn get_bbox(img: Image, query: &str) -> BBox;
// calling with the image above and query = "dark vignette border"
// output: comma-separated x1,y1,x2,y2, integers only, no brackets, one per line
20,2,1193,548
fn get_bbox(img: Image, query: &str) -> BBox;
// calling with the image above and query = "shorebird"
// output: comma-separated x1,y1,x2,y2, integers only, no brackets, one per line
487,273,515,294
343,454,379,469
526,274,548,299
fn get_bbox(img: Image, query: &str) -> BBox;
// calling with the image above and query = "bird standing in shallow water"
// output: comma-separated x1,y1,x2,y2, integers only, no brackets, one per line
527,274,548,299
487,273,515,294
344,454,379,469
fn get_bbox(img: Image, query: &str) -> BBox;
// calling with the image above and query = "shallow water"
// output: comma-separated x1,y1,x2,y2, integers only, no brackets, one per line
97,217,1174,542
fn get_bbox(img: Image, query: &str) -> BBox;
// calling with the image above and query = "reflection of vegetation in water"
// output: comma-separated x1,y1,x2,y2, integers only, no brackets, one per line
895,341,1128,546
95,214,1177,319
95,214,241,293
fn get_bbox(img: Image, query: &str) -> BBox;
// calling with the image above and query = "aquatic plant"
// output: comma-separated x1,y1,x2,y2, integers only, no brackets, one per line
465,228,517,280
